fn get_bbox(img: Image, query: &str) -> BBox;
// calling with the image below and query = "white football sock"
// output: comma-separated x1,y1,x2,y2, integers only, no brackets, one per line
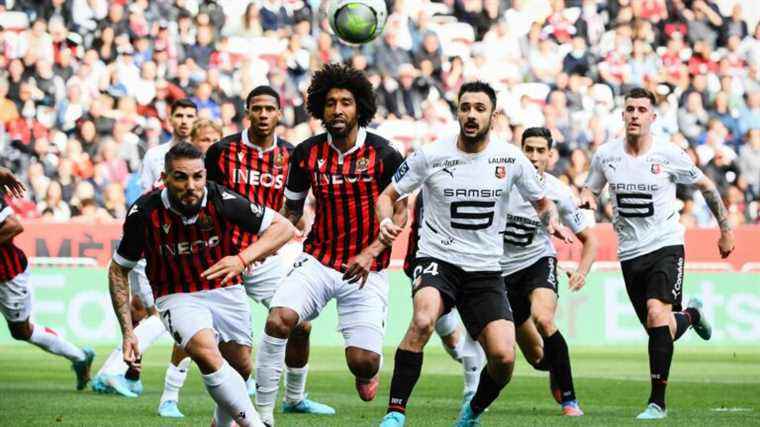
284,365,308,404
442,332,466,362
213,404,234,427
461,333,485,396
202,361,262,427
97,347,127,376
160,357,191,404
255,333,287,412
28,325,85,362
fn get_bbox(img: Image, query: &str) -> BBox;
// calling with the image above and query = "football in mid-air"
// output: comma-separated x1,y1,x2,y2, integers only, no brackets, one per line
327,0,388,44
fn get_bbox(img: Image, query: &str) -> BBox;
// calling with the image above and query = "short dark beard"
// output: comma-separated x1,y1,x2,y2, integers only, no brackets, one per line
168,190,203,217
326,117,357,140
459,123,490,147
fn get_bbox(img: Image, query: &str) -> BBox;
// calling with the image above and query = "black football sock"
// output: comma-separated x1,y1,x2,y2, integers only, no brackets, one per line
470,367,509,415
387,349,423,414
647,326,673,409
125,359,141,381
673,312,691,341
544,330,576,403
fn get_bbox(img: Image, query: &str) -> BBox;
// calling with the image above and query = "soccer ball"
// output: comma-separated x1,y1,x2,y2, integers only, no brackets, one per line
327,0,388,44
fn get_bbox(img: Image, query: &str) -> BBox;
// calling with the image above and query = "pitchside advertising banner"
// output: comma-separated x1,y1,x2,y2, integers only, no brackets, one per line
1,269,758,346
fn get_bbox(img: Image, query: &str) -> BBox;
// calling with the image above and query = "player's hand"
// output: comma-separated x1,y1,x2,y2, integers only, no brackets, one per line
0,167,26,198
202,255,245,285
579,188,597,210
567,270,586,292
718,229,735,259
378,218,402,246
122,332,141,369
342,251,374,288
549,221,574,245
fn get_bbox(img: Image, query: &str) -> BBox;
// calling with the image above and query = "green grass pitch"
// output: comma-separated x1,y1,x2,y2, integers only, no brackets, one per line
0,345,758,426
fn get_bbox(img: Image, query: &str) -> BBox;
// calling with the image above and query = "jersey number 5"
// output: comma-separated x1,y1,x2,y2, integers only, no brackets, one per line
450,201,496,230
616,193,654,218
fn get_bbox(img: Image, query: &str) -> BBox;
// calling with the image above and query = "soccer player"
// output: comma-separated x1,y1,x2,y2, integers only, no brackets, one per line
502,127,597,416
110,142,296,427
580,88,734,419
253,64,405,426
202,86,334,416
402,194,486,404
92,99,198,405
1,185,94,389
377,81,573,427
190,118,224,154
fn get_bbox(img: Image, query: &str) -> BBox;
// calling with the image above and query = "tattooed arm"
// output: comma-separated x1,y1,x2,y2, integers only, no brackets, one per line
532,197,574,244
696,177,735,258
108,261,141,368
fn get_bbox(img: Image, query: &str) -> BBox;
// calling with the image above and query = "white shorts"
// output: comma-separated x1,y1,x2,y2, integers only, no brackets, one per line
129,260,155,309
0,267,31,322
242,255,285,309
270,253,389,355
155,285,252,349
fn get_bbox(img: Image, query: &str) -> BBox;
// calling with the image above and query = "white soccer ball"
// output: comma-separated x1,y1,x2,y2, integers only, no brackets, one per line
327,0,388,45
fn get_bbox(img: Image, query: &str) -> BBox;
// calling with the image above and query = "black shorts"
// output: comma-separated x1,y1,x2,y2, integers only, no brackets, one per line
411,257,513,340
503,257,559,326
621,245,685,326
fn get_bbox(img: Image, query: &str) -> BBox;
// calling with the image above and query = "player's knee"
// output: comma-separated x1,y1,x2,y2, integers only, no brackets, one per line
265,309,298,338
532,313,556,336
488,347,516,369
645,301,670,327
347,349,380,378
230,357,252,379
410,313,436,340
291,321,311,338
9,323,32,341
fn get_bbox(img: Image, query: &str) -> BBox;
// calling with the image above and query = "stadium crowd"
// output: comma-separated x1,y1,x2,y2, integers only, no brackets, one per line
0,0,758,228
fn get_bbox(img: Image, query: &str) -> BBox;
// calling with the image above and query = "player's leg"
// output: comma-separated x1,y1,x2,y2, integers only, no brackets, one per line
158,344,191,418
256,254,331,424
0,268,94,390
435,310,485,402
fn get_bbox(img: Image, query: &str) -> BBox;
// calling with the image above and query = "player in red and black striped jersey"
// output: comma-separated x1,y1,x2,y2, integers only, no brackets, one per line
201,86,335,415
109,143,296,427
254,64,406,423
0,181,95,391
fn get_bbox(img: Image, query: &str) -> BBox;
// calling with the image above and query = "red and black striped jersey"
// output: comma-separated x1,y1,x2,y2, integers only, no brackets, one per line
403,193,423,279
285,128,404,272
205,131,293,248
0,196,27,282
113,182,273,298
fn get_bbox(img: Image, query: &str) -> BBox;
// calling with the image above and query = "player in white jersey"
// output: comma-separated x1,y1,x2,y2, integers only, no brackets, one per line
91,99,198,414
581,88,735,420
501,127,598,417
376,82,573,427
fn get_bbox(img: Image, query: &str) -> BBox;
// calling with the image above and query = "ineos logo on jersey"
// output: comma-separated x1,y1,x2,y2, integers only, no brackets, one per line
233,169,285,188
161,236,221,256
443,188,503,198
313,172,373,185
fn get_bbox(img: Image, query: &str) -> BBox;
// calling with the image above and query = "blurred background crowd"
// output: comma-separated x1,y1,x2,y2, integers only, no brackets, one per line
0,0,758,228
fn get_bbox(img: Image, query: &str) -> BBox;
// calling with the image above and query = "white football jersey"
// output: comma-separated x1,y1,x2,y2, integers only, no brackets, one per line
139,141,175,192
500,173,589,275
585,138,704,261
393,135,545,272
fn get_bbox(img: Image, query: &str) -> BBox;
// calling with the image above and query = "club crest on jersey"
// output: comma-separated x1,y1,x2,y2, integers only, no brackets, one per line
162,224,171,234
495,165,507,179
651,163,662,174
356,157,370,172
274,152,284,168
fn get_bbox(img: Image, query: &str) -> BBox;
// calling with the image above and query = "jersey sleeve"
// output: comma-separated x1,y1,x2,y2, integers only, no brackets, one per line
557,191,588,234
392,149,428,197
204,142,223,184
284,143,310,201
667,147,704,185
513,151,545,202
584,152,607,194
0,198,13,224
218,189,275,235
379,145,405,189
113,202,146,268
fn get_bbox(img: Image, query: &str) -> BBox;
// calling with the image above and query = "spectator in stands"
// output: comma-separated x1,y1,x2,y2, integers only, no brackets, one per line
37,180,71,221
679,91,711,142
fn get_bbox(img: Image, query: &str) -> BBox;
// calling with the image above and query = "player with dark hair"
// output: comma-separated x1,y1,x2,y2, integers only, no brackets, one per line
581,87,734,419
0,177,94,390
110,142,296,427
202,85,335,416
377,82,573,426
502,127,598,416
254,63,405,426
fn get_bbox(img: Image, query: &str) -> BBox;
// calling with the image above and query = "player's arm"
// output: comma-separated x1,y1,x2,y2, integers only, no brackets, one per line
557,193,598,290
204,142,223,184
202,191,297,284
695,177,735,258
0,167,26,198
138,152,156,192
0,208,23,244
377,149,424,245
580,153,607,210
109,203,146,369
280,143,311,226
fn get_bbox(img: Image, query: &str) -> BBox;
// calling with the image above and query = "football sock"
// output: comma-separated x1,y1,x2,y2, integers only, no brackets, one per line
213,404,234,427
647,326,673,409
160,357,191,404
28,325,86,362
125,362,141,380
544,330,576,403
673,312,691,341
470,366,508,415
97,347,128,376
442,332,466,362
254,333,287,411
284,365,308,404
387,349,423,414
202,361,261,427
461,333,484,396
134,314,167,354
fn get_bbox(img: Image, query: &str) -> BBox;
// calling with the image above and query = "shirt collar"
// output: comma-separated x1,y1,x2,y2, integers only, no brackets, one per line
242,128,278,154
327,127,367,157
161,187,208,224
